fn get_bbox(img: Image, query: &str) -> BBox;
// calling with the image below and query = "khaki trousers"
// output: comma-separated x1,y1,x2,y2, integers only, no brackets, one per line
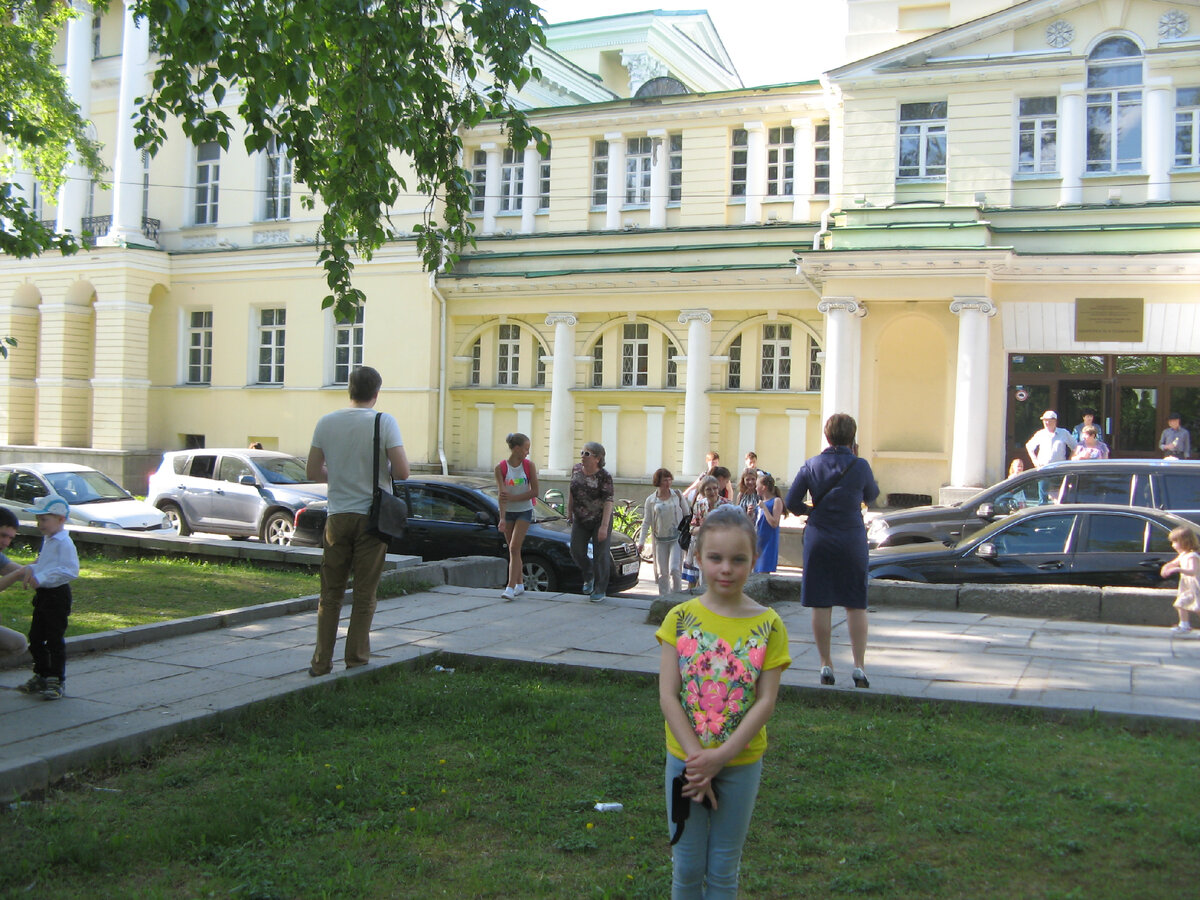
310,513,388,674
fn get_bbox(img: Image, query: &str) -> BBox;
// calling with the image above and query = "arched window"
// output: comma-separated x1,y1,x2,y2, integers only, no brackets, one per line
1086,37,1143,173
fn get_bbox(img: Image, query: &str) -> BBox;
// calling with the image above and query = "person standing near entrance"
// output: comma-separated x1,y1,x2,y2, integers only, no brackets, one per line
1025,411,1076,467
1160,413,1192,459
307,366,409,676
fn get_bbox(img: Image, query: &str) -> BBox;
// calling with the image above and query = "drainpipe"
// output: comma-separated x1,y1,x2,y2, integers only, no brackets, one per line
812,206,834,251
429,272,450,475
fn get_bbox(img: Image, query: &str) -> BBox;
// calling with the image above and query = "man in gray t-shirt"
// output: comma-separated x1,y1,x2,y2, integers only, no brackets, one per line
306,366,409,676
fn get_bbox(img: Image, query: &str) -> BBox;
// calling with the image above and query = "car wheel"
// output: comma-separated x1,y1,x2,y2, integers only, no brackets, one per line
262,510,295,546
161,502,191,536
522,555,559,592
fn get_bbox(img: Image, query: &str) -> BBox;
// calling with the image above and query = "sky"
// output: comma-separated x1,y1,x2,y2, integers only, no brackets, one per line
533,0,850,87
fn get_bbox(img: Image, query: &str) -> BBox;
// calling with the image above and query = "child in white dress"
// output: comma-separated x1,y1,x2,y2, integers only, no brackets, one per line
1162,526,1200,634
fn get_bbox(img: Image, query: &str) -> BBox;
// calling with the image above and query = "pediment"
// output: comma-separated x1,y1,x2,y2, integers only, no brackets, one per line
831,0,1200,81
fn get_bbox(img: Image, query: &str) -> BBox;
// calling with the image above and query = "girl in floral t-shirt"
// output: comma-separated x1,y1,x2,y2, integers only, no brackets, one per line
655,504,791,898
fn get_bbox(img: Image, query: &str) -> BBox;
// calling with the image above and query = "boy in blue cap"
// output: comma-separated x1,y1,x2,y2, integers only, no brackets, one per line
0,494,79,700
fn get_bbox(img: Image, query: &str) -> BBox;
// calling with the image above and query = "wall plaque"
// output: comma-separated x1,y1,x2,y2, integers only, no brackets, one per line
1074,298,1143,342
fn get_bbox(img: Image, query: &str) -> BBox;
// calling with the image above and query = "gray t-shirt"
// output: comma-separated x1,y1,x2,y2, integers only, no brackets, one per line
311,408,404,515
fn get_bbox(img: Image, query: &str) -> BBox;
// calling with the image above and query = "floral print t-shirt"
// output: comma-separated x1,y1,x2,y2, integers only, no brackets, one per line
656,598,791,766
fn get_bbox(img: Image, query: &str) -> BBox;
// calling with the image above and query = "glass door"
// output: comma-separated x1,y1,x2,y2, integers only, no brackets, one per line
1115,386,1158,456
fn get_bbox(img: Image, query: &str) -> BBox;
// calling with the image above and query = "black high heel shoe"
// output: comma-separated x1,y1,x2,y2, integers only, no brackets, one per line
852,667,870,689
820,666,834,685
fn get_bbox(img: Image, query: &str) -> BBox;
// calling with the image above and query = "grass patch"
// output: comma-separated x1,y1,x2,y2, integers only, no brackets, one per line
0,548,319,637
2,659,1197,898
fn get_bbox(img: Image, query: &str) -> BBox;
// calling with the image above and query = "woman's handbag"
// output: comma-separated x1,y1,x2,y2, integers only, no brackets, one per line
674,490,693,550
367,413,407,540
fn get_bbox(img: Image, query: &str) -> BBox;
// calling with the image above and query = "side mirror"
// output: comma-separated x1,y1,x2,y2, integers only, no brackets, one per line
238,474,259,487
975,502,994,519
975,542,998,560
475,510,495,526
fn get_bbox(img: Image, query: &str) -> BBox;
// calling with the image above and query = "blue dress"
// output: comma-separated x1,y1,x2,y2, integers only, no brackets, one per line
754,499,781,573
785,447,879,609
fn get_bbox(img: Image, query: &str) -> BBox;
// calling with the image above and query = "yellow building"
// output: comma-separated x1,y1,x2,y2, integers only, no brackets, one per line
2,2,1199,504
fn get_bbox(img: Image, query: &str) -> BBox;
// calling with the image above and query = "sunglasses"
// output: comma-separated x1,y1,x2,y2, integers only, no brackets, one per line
669,772,717,846
580,451,593,458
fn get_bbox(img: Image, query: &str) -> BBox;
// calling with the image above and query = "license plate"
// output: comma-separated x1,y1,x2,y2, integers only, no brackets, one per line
622,561,640,576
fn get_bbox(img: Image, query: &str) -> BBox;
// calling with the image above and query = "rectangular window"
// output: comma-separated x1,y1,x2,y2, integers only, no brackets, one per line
592,337,603,387
1018,97,1058,174
592,140,609,207
730,129,748,197
727,335,741,389
92,15,101,58
264,138,292,220
898,101,947,179
31,181,42,221
500,148,523,212
535,342,546,387
539,147,552,210
469,150,487,214
761,323,791,390
470,338,481,386
1087,89,1142,172
195,141,220,225
814,122,830,196
187,310,213,385
1175,87,1200,167
808,336,823,391
333,307,364,385
625,137,653,205
666,343,678,388
766,126,795,196
141,150,151,219
257,308,286,385
621,323,649,387
669,133,683,203
498,323,520,385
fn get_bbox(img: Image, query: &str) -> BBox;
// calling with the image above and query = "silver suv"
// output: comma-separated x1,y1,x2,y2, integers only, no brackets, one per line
147,449,326,545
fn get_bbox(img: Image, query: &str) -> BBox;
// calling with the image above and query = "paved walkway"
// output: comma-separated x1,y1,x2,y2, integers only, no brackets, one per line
3,584,1200,801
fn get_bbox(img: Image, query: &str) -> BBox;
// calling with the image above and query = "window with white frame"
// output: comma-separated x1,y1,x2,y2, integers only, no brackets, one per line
187,310,213,385
760,324,791,390
333,307,364,385
535,342,546,387
195,141,220,225
141,150,150,219
1017,97,1057,174
469,338,481,385
766,127,795,196
898,102,947,179
500,148,523,212
668,134,683,203
666,343,678,388
264,138,292,220
625,137,653,205
539,147,552,210
30,181,42,222
807,336,823,391
1086,37,1143,173
592,337,604,387
592,140,609,207
730,129,748,197
498,323,520,385
727,335,742,389
1175,87,1200,168
621,323,649,387
814,122,830,195
469,150,487,214
257,308,286,385
92,15,101,58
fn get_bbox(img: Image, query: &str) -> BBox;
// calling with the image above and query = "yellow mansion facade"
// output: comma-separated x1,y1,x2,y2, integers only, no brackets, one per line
3,1,1199,501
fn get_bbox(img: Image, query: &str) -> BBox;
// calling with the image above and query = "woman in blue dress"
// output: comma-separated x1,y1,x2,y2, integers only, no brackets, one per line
753,472,783,573
785,414,880,689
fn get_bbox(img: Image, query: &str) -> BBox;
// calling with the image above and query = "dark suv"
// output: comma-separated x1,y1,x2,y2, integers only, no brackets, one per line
867,460,1200,548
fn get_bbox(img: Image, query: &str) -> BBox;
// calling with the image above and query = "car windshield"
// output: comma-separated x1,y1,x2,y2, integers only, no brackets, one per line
45,470,130,504
480,486,563,523
255,456,314,485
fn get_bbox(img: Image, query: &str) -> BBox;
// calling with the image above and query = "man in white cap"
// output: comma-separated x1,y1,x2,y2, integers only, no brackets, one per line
1025,411,1076,468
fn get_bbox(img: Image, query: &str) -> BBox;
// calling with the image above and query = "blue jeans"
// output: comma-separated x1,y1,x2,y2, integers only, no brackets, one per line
665,754,763,900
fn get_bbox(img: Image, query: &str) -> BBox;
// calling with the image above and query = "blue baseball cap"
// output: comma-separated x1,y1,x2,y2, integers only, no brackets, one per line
24,494,70,517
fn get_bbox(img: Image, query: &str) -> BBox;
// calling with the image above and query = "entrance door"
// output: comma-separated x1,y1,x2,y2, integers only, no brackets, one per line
1115,385,1158,456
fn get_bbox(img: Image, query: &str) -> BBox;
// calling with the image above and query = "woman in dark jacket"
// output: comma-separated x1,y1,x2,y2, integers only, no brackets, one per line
566,441,614,602
786,413,880,688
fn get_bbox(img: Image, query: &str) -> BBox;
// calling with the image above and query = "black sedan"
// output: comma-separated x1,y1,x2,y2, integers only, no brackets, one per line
868,504,1194,587
291,475,642,594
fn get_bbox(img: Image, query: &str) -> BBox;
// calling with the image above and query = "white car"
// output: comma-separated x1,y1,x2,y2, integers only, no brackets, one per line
0,463,172,531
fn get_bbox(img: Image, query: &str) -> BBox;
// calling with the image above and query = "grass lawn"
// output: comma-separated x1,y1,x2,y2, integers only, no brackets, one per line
0,547,319,638
3,658,1197,899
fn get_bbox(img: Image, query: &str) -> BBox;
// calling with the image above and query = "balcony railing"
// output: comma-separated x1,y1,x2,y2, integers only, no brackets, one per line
70,215,161,247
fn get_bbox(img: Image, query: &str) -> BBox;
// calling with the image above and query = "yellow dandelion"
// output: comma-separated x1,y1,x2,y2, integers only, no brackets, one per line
586,822,594,830
439,759,446,764
336,785,343,790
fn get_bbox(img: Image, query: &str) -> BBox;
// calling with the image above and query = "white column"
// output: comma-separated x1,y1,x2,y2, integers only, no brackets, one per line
604,132,625,230
786,410,810,482
736,407,758,467
792,117,815,220
475,403,495,471
545,313,577,474
679,309,713,476
57,1,95,236
949,297,996,487
648,128,669,228
1145,78,1172,203
481,143,501,234
519,145,540,234
514,402,534,440
743,122,766,224
1058,85,1085,206
643,406,665,475
103,0,153,247
599,405,620,476
817,297,866,427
